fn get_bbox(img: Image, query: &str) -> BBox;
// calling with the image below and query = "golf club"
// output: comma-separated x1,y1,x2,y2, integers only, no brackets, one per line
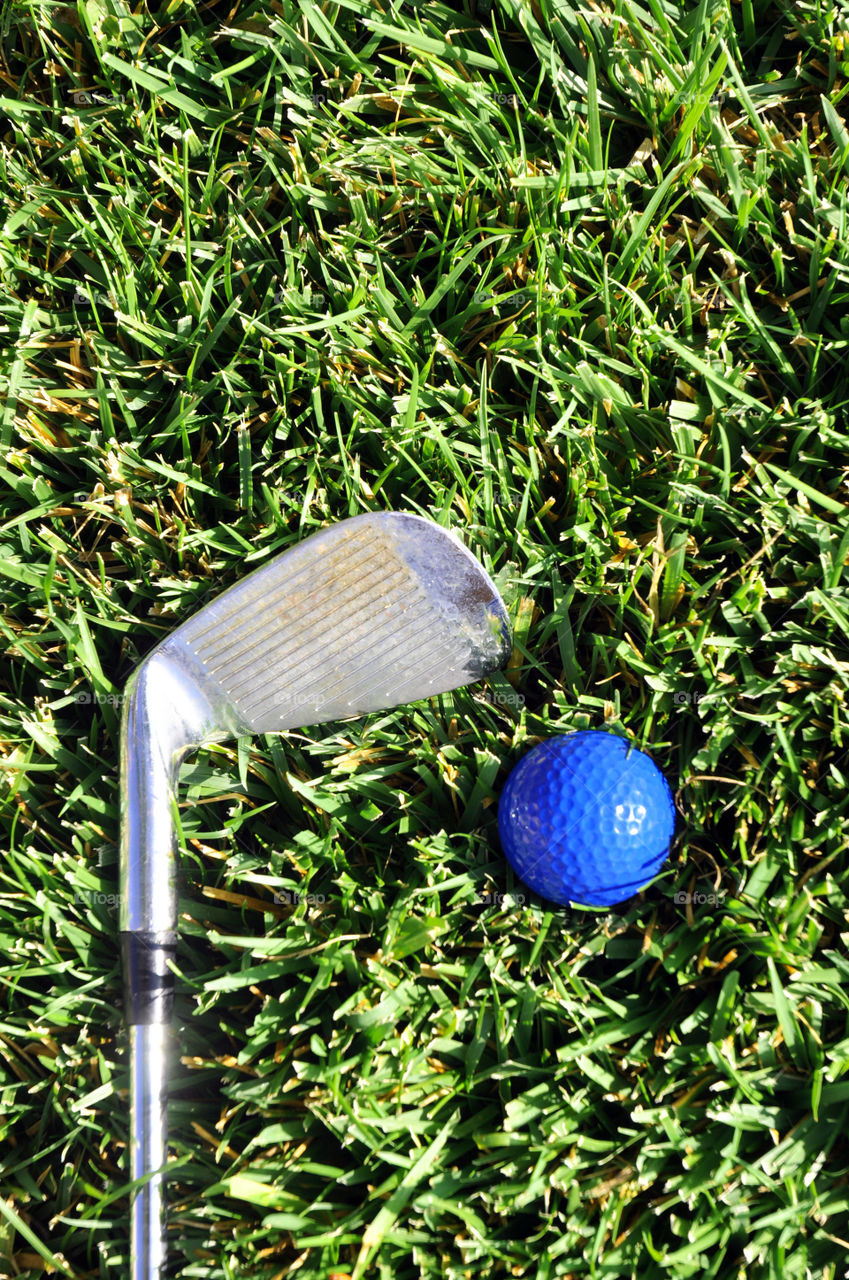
119,510,512,1278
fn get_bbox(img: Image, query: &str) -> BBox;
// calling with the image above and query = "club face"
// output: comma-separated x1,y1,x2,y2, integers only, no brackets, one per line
148,511,511,738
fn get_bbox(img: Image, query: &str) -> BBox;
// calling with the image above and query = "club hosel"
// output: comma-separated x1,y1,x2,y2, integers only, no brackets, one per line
119,649,222,1021
120,654,184,933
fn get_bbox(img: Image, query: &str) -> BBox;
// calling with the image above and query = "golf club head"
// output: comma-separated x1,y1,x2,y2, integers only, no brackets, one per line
120,511,511,957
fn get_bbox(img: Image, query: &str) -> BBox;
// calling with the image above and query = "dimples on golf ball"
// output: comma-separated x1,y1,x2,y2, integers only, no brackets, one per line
498,731,675,907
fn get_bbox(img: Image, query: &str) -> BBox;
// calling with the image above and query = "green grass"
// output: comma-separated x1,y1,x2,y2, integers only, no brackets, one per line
1,0,849,1275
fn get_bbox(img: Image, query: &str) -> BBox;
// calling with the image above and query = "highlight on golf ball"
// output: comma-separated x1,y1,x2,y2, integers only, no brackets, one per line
497,730,675,907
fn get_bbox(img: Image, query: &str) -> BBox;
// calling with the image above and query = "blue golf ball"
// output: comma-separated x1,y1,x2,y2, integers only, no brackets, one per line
498,731,675,907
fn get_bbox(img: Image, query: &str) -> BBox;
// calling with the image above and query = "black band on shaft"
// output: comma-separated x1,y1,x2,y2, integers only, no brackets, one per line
121,931,177,1025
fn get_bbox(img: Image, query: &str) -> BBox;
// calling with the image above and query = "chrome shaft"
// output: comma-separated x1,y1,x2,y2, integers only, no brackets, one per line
128,1024,170,1279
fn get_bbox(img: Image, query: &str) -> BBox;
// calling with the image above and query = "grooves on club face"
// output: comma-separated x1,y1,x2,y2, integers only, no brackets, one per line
161,509,511,734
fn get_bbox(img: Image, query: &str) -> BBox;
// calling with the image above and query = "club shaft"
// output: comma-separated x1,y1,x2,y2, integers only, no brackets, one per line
129,1023,170,1279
